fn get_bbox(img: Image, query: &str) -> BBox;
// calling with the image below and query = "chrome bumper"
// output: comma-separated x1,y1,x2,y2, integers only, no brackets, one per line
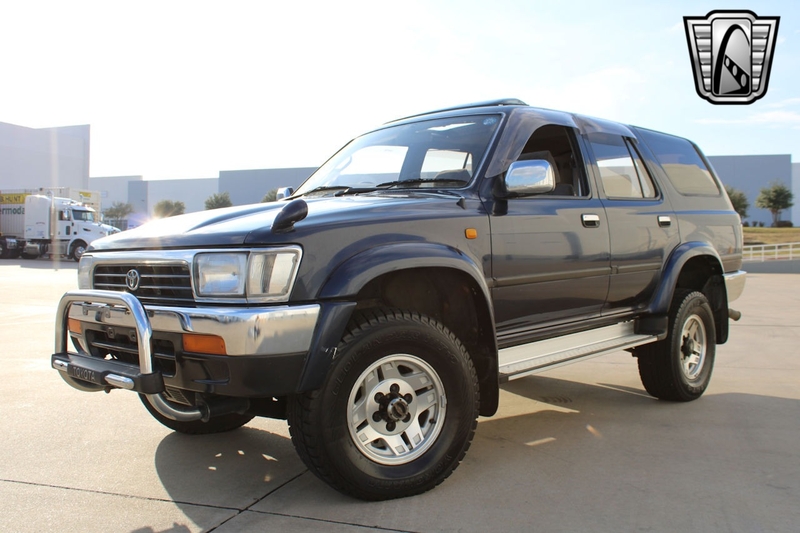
724,270,746,302
52,289,320,421
64,292,320,356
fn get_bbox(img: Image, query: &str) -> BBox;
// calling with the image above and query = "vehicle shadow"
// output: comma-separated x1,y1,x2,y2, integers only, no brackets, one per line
150,376,800,532
153,424,304,511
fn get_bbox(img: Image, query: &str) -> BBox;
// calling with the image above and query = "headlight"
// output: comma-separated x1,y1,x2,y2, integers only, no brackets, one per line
194,247,302,302
247,249,302,302
195,253,248,296
77,254,94,289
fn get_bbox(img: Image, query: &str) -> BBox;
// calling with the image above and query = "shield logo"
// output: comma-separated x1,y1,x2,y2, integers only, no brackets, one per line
684,10,780,104
126,269,141,291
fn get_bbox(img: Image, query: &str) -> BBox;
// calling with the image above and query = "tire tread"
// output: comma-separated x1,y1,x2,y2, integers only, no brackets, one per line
287,308,479,500
636,289,715,402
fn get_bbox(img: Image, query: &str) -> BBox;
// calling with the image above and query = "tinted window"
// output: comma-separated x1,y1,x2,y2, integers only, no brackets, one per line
515,124,589,197
589,135,645,198
637,129,720,196
627,140,657,198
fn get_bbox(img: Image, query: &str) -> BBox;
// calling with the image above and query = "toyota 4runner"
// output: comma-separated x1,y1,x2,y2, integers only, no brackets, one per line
51,99,746,500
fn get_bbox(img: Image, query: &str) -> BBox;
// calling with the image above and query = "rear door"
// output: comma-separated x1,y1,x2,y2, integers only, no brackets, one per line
584,133,679,316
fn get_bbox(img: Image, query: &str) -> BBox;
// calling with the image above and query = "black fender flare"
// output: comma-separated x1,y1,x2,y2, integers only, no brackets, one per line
319,242,493,303
298,243,499,414
648,241,725,316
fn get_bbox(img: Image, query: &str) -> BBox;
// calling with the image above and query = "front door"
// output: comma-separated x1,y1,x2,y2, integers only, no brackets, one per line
490,125,611,347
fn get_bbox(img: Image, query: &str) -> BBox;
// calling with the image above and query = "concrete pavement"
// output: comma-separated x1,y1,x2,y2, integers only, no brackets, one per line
1,259,798,532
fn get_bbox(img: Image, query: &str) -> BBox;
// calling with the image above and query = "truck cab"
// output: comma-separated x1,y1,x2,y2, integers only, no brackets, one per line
23,195,119,260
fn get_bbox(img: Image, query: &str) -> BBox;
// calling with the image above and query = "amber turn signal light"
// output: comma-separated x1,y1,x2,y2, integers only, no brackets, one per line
67,318,82,334
183,334,227,355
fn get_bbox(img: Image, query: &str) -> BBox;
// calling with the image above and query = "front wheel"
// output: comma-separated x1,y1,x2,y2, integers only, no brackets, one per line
635,290,716,401
288,309,479,500
69,240,87,262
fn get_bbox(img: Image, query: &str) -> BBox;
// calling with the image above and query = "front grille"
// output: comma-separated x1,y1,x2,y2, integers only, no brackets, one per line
84,328,178,377
94,264,195,306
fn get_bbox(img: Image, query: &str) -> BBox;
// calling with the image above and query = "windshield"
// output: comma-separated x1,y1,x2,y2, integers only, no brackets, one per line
294,114,501,196
72,209,95,222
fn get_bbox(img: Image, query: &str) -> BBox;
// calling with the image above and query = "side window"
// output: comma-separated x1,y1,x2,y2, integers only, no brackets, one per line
514,125,589,197
636,128,721,196
626,140,658,198
589,134,657,199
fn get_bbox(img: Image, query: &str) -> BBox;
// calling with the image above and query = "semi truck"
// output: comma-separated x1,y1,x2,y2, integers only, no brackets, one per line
0,192,119,261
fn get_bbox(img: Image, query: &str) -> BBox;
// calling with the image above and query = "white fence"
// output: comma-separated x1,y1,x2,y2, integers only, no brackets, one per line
742,242,800,262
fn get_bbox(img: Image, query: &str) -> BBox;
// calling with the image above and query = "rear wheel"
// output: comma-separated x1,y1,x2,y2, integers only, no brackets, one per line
636,290,716,401
288,309,479,500
139,394,254,435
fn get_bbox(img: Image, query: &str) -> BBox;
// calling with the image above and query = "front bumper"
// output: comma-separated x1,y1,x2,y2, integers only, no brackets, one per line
52,290,321,419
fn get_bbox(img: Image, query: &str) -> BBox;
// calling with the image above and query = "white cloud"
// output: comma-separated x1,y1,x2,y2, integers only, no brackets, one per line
762,98,800,109
667,22,684,34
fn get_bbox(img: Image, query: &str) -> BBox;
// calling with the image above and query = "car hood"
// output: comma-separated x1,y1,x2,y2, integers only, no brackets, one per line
89,194,465,251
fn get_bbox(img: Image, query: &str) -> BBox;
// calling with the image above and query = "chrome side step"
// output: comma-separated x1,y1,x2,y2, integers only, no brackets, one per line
498,322,657,382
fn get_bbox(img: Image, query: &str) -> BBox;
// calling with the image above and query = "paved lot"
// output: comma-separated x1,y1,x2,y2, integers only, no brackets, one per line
1,259,798,532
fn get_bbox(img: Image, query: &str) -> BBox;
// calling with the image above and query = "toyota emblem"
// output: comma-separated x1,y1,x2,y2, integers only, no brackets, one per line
126,269,141,291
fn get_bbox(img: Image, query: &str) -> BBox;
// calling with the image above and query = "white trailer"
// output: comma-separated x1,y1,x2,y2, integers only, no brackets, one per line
0,194,119,261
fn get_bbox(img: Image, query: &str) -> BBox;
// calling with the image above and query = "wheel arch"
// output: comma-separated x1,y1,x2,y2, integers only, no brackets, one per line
308,243,500,416
648,242,729,344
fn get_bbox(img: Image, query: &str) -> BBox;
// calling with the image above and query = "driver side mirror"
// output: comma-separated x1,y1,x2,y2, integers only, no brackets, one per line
502,159,555,197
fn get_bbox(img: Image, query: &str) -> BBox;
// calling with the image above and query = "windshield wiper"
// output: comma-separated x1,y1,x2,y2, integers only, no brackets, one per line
375,178,469,189
299,178,468,198
299,186,351,196
299,185,383,198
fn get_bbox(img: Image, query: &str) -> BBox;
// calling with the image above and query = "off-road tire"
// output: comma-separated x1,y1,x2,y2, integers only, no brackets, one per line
287,308,479,500
139,394,254,435
636,289,716,401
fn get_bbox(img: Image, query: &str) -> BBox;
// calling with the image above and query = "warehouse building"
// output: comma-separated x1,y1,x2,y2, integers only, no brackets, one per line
1,119,796,227
0,121,90,190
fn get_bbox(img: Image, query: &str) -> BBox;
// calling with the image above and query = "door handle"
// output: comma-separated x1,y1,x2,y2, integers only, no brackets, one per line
658,215,672,227
581,214,600,228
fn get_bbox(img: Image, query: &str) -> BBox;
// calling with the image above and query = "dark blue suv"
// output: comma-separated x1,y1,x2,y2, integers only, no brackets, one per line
52,99,745,500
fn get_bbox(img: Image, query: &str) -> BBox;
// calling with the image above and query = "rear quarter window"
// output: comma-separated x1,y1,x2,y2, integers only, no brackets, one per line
637,128,721,196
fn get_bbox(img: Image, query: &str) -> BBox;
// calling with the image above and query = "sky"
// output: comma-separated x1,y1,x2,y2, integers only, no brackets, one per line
0,0,798,180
